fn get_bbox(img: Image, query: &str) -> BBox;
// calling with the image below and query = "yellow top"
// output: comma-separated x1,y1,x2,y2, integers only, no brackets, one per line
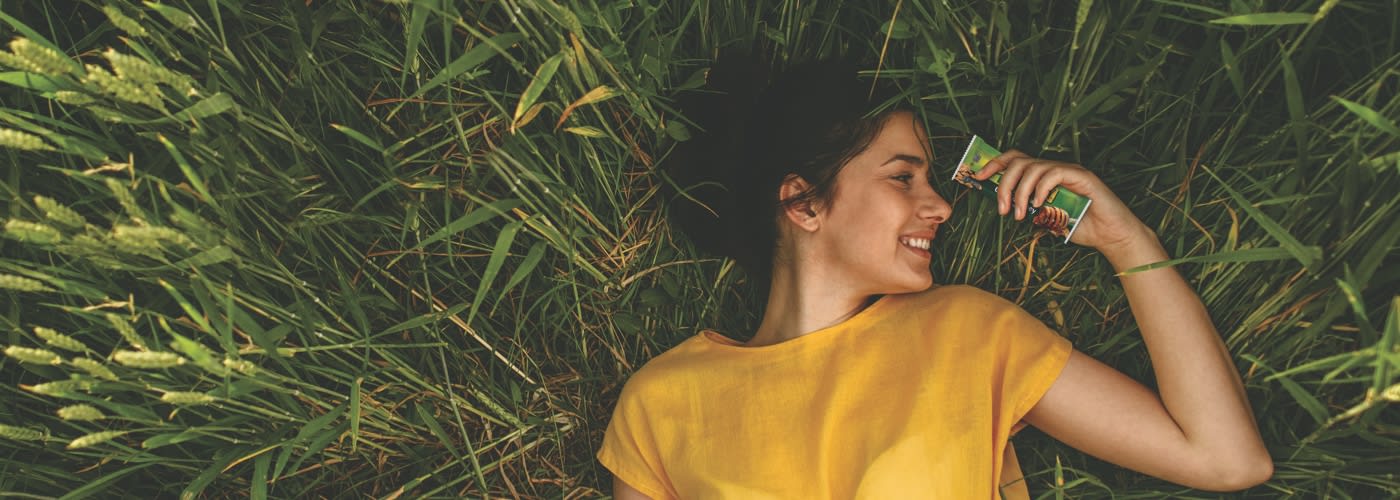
597,284,1073,499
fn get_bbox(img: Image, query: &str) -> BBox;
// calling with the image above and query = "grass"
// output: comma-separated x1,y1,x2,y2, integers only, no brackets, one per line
0,0,1395,497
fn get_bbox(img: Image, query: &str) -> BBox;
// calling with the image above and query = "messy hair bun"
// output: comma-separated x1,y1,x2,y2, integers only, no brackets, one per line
663,50,902,289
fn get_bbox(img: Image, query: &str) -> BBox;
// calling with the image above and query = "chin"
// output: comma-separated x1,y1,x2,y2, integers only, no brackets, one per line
889,274,933,294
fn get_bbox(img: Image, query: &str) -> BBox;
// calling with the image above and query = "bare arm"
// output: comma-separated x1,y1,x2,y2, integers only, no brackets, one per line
981,152,1273,489
613,475,655,500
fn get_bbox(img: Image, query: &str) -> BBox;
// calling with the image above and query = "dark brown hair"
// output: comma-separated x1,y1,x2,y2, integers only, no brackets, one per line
663,52,903,289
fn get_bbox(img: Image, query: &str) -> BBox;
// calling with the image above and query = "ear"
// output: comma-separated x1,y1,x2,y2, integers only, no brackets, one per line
778,173,821,232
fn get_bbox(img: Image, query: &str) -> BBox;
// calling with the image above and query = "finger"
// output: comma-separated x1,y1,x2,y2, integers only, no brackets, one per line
974,149,1028,180
994,157,1033,215
1014,163,1051,220
972,158,1004,180
1033,169,1070,207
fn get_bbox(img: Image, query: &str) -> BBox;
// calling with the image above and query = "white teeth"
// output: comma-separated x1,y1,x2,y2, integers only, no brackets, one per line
899,236,930,250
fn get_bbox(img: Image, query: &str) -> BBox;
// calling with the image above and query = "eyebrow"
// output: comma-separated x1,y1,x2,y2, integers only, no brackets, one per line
881,154,927,167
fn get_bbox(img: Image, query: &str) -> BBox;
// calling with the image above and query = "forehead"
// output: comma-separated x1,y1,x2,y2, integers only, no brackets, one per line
857,111,932,167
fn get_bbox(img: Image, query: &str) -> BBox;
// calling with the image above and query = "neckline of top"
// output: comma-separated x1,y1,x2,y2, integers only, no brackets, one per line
698,293,896,352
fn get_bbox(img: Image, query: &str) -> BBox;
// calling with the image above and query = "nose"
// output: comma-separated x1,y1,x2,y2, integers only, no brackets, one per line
919,184,953,224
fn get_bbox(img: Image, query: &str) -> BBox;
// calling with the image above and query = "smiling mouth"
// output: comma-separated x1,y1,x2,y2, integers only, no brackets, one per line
899,236,931,250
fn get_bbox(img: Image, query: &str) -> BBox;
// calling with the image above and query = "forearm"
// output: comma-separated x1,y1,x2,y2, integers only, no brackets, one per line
1100,227,1271,473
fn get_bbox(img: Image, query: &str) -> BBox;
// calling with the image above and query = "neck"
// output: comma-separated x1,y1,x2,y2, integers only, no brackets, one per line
744,253,877,347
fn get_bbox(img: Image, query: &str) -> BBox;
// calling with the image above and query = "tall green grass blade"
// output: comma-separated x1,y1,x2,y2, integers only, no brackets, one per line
250,453,269,500
407,32,524,100
388,198,523,268
1331,96,1400,137
1279,51,1308,157
467,219,524,325
0,71,64,91
58,463,157,500
1201,166,1322,270
1209,13,1315,25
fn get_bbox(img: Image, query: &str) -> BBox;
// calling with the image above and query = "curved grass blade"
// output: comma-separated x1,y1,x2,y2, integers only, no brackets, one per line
467,219,524,325
512,51,566,131
407,32,524,101
388,198,523,268
1331,96,1400,137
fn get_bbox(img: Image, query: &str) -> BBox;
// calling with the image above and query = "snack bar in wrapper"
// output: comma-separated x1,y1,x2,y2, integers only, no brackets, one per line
951,135,1092,243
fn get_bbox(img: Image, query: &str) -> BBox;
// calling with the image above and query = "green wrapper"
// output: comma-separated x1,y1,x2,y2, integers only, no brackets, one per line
951,135,1092,243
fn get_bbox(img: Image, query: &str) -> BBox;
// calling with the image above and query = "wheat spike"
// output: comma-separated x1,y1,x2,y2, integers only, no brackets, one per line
0,274,53,292
67,430,128,449
82,63,162,109
113,350,185,369
104,48,194,92
0,423,47,441
33,195,86,228
107,314,148,350
161,391,215,405
4,345,61,365
25,379,93,396
52,90,94,105
8,38,76,76
102,6,148,38
69,358,119,381
57,404,105,421
34,326,88,352
0,128,52,151
223,357,259,376
4,220,62,244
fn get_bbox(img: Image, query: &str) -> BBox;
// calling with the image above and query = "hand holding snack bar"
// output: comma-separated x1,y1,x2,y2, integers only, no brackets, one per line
972,148,1153,253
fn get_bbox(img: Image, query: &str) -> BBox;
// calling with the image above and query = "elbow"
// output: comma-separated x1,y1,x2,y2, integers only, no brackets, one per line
1206,457,1274,492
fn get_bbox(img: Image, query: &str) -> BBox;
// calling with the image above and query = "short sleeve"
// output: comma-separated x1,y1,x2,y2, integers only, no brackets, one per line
973,290,1074,436
596,376,675,499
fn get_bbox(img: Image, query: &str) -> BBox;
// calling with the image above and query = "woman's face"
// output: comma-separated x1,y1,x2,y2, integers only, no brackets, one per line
808,111,953,295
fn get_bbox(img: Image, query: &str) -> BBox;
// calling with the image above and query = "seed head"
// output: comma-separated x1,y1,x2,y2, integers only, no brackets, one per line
0,52,28,71
56,234,111,260
107,314,147,350
25,379,93,396
150,3,199,32
161,391,214,405
35,326,88,352
0,128,52,151
67,430,127,449
0,274,54,292
0,424,47,441
104,49,193,92
1383,383,1400,402
104,178,146,223
4,220,62,244
102,6,148,38
113,350,185,369
82,64,162,109
223,357,258,376
33,196,86,229
110,225,167,258
57,404,105,421
114,224,194,250
4,345,62,365
7,38,77,76
470,388,526,428
53,90,95,105
70,358,118,381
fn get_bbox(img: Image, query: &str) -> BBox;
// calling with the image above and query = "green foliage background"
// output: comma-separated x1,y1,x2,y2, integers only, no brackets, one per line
0,0,1395,497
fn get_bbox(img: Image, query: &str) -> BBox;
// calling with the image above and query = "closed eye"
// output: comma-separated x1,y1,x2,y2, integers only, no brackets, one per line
892,174,914,184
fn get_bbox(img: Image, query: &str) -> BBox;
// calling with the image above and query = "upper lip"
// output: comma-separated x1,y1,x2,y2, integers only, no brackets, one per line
900,229,937,240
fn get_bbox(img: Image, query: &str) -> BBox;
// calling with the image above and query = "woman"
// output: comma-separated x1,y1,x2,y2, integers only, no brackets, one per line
597,57,1272,499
